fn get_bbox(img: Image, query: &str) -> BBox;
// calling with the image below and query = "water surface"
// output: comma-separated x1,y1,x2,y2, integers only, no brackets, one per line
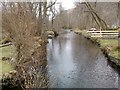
47,30,119,88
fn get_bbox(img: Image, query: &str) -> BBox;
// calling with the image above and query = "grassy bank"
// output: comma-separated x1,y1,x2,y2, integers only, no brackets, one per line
99,39,120,66
99,39,119,58
0,45,15,79
74,29,120,66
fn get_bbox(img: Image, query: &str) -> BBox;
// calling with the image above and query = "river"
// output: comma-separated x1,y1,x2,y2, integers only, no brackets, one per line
47,30,119,88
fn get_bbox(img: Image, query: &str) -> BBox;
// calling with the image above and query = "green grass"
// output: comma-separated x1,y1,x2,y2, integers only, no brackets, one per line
99,39,118,49
0,45,15,79
0,60,14,79
0,45,14,58
99,39,120,60
109,50,119,59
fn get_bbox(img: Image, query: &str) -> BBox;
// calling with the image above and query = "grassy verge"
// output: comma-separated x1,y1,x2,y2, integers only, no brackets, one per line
99,39,120,65
0,45,15,79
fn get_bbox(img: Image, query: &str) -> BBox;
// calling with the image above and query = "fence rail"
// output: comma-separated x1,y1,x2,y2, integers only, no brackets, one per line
87,30,119,38
0,42,12,48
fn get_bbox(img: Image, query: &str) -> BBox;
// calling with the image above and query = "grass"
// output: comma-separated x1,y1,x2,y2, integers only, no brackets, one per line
0,45,14,58
109,50,119,59
99,39,118,49
99,39,120,63
0,60,14,79
0,45,15,79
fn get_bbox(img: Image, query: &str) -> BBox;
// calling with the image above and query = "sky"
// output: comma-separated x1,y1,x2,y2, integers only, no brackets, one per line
57,0,75,10
56,0,120,10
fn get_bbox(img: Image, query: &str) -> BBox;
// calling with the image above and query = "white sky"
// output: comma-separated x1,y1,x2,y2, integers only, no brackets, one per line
56,0,120,10
57,0,75,10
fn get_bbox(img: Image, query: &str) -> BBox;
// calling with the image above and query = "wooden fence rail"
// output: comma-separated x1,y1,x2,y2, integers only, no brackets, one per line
0,42,12,48
87,30,119,38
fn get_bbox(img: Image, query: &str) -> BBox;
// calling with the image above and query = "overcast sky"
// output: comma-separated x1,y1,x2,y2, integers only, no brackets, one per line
57,0,75,10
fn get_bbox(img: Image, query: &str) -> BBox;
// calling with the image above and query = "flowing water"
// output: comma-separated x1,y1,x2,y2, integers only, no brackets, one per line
47,30,119,88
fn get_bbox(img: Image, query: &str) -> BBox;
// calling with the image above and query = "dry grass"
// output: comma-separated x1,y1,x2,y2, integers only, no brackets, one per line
74,29,82,34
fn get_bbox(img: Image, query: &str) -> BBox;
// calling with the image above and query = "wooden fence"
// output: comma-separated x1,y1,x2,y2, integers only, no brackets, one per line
87,30,119,38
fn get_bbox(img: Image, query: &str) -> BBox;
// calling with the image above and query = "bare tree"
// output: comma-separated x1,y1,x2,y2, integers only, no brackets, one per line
2,2,49,88
37,0,57,36
58,2,118,30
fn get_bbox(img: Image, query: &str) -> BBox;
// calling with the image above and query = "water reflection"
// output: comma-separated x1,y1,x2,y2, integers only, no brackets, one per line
47,31,119,88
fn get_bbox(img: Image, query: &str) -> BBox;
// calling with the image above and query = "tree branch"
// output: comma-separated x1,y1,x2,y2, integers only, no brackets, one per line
46,0,57,9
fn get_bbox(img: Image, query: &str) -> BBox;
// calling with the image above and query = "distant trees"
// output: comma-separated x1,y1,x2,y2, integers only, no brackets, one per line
52,3,66,31
37,0,57,35
53,2,119,31
53,4,72,32
73,2,118,30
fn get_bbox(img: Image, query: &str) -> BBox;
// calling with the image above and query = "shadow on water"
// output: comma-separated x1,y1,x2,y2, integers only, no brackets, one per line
106,58,120,81
47,30,119,88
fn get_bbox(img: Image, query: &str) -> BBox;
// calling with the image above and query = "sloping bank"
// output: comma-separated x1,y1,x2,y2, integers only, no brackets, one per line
74,29,120,68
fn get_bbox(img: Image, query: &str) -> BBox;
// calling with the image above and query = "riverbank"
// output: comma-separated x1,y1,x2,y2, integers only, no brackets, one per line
74,29,120,67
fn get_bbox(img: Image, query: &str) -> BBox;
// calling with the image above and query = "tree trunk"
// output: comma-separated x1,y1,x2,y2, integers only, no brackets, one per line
38,2,42,35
